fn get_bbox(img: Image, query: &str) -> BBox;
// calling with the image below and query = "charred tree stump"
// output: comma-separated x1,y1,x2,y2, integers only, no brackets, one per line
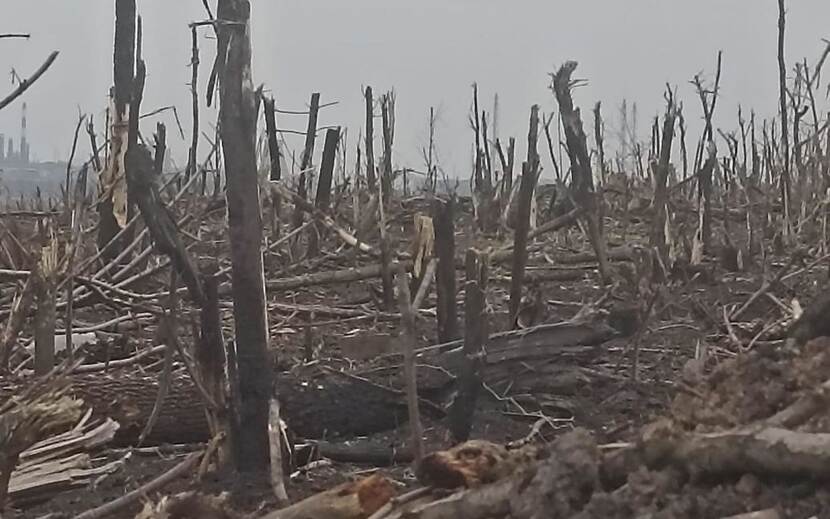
450,248,488,442
218,0,272,473
433,198,459,343
308,127,340,257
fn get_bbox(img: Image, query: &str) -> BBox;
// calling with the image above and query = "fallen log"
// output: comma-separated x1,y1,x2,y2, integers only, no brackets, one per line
1,367,435,445
267,261,413,292
641,419,830,480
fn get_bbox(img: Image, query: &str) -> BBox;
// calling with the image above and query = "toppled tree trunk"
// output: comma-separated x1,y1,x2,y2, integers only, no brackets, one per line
641,419,830,481
1,365,435,447
551,61,610,284
266,261,413,292
217,0,272,473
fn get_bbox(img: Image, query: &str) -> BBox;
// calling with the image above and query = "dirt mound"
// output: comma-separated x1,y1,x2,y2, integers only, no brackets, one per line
422,338,830,518
671,338,830,432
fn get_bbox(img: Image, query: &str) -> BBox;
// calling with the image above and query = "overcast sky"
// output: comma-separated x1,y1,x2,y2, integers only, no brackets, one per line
2,1,829,178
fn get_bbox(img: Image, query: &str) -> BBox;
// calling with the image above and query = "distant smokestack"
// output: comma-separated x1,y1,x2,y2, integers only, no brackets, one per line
20,102,28,164
7,137,13,162
0,134,5,161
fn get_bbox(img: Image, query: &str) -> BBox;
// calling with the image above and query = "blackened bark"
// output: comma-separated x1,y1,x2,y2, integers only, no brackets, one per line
217,0,272,473
433,198,459,343
365,86,377,192
308,128,339,256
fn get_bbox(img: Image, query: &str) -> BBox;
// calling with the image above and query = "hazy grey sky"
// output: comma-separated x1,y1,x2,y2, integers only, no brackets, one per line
2,1,829,178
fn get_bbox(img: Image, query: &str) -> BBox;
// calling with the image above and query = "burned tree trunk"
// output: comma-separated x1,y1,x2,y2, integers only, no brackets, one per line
551,62,610,283
263,95,282,238
292,92,321,256
509,106,540,326
308,128,340,257
449,248,488,442
365,86,377,192
433,198,459,343
217,0,272,473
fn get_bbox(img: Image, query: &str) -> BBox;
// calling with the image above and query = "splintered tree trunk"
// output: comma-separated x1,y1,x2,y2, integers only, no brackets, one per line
218,0,272,473
308,127,340,257
433,198,459,343
449,248,488,442
652,93,677,264
98,0,136,263
552,61,610,283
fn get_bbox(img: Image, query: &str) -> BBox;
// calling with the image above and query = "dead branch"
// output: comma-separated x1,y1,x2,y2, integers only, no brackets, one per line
0,51,59,112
